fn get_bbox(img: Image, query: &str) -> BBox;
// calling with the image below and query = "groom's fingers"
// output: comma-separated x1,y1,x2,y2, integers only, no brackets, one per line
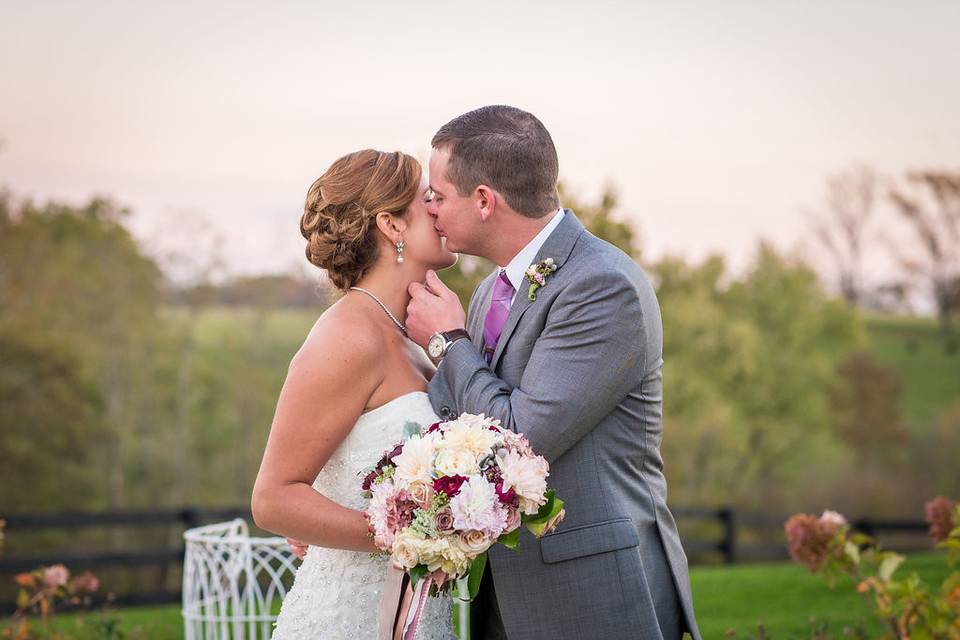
424,270,451,298
408,281,427,298
286,537,308,560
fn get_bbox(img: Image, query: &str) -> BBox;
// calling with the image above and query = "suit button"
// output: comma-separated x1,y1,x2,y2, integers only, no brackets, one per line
440,406,453,419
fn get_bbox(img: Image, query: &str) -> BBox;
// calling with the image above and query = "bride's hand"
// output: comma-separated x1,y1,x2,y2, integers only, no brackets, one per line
286,537,309,560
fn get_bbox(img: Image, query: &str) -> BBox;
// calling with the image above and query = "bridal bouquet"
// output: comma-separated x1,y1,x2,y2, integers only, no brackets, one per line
361,413,565,634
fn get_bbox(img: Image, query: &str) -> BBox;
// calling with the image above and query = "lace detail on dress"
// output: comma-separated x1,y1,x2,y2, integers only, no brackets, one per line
271,392,453,640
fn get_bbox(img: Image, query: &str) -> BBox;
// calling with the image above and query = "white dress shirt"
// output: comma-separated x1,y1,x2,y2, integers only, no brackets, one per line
498,209,565,305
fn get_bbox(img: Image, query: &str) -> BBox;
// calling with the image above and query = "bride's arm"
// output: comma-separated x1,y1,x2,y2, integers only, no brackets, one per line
251,316,384,552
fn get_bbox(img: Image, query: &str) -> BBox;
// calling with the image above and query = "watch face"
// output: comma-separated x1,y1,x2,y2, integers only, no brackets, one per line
428,335,445,359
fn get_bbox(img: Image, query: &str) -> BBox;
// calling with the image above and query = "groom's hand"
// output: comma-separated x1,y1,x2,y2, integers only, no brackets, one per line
406,270,466,349
286,537,308,560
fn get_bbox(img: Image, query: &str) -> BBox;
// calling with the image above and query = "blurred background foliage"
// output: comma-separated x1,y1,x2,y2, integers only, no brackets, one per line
1,169,959,522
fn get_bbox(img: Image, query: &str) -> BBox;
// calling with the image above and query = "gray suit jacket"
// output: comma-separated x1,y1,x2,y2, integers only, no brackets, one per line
428,211,701,640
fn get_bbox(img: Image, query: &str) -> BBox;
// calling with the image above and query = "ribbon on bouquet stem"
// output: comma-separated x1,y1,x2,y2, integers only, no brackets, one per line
378,564,457,640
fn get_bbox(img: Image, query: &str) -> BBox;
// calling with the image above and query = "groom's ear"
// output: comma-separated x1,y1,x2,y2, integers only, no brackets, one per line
476,185,496,223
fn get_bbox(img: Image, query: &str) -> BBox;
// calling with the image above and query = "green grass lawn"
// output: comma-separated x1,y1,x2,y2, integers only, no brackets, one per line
692,551,951,638
45,552,952,639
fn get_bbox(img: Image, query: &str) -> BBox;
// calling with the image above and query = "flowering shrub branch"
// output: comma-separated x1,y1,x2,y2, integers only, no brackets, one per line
784,497,960,639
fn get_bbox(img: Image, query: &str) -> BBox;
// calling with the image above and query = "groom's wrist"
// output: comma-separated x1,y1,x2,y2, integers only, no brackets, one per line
427,329,469,363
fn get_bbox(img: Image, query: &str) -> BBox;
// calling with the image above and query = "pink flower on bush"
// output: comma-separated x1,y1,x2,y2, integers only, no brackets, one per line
71,572,99,594
43,565,70,590
818,510,848,534
924,496,956,543
785,514,839,573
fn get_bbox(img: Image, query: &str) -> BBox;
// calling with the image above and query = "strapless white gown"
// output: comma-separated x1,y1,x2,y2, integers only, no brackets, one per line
271,391,453,639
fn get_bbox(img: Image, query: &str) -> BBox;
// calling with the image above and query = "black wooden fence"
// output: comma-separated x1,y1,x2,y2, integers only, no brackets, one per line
0,506,933,611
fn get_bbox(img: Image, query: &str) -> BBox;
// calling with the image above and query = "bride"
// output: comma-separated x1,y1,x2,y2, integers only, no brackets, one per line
251,149,457,639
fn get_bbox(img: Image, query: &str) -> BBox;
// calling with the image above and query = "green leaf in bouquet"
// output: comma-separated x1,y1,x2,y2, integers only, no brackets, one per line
498,528,520,550
524,491,565,537
409,563,428,587
522,490,556,524
467,552,487,600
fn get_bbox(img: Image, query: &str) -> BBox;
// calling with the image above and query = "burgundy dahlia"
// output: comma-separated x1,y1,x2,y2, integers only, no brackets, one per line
433,474,468,497
495,481,517,505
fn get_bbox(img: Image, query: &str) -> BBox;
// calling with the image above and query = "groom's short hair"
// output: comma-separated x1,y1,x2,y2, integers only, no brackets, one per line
432,105,561,218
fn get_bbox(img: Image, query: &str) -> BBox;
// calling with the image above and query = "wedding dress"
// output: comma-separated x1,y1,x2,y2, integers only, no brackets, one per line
271,391,453,639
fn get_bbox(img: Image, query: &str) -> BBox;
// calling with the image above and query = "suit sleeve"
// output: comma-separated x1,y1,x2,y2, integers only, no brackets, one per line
427,274,489,417
437,270,646,462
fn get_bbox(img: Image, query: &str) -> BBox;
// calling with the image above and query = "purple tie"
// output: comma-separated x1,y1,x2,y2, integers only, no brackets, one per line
482,270,515,364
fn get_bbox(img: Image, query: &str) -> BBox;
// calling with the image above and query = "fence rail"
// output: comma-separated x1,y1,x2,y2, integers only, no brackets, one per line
0,505,934,610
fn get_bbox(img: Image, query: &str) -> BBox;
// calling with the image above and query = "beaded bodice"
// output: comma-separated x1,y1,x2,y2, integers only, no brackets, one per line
271,392,453,639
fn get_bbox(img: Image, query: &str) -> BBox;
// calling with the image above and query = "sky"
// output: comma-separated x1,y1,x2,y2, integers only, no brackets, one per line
2,0,958,286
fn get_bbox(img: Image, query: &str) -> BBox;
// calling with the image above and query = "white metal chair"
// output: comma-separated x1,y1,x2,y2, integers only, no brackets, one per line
182,519,297,639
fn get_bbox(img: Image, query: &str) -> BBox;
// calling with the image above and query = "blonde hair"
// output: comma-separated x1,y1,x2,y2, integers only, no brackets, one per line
300,150,421,290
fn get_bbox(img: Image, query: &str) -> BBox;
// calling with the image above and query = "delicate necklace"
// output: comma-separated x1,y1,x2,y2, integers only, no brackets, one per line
348,286,408,335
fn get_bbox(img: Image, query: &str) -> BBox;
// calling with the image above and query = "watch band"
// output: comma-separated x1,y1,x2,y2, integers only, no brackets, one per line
441,329,470,344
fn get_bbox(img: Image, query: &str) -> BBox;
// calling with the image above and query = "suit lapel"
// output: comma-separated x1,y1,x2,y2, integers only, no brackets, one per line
468,272,497,349
489,210,586,370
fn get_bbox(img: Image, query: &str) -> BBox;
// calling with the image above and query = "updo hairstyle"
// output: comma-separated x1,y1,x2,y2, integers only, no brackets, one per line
300,149,422,290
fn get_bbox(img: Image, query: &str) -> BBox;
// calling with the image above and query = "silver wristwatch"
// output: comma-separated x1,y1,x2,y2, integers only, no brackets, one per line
427,329,470,363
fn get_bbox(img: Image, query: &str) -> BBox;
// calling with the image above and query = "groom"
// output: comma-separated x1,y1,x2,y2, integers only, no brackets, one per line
406,105,702,640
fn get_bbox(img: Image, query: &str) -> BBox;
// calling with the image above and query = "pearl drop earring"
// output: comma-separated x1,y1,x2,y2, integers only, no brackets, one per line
396,239,405,263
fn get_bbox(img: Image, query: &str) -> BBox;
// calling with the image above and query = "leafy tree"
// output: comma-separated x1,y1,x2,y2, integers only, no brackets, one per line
0,331,105,510
653,244,864,507
557,181,640,259
828,351,908,467
0,194,167,509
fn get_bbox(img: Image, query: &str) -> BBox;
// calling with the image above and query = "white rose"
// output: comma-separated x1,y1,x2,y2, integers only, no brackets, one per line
434,449,479,476
438,421,497,458
392,533,420,569
456,529,492,556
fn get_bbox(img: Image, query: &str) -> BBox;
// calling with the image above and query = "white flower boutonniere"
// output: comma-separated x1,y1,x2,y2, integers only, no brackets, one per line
524,258,558,301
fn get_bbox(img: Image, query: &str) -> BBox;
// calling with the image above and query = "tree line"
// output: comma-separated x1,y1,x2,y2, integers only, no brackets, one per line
1,173,958,524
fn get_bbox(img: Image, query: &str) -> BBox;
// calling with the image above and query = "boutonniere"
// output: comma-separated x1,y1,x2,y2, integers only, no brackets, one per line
524,258,558,301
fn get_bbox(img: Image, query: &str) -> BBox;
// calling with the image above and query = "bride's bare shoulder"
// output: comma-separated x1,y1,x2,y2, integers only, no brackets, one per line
292,298,385,371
